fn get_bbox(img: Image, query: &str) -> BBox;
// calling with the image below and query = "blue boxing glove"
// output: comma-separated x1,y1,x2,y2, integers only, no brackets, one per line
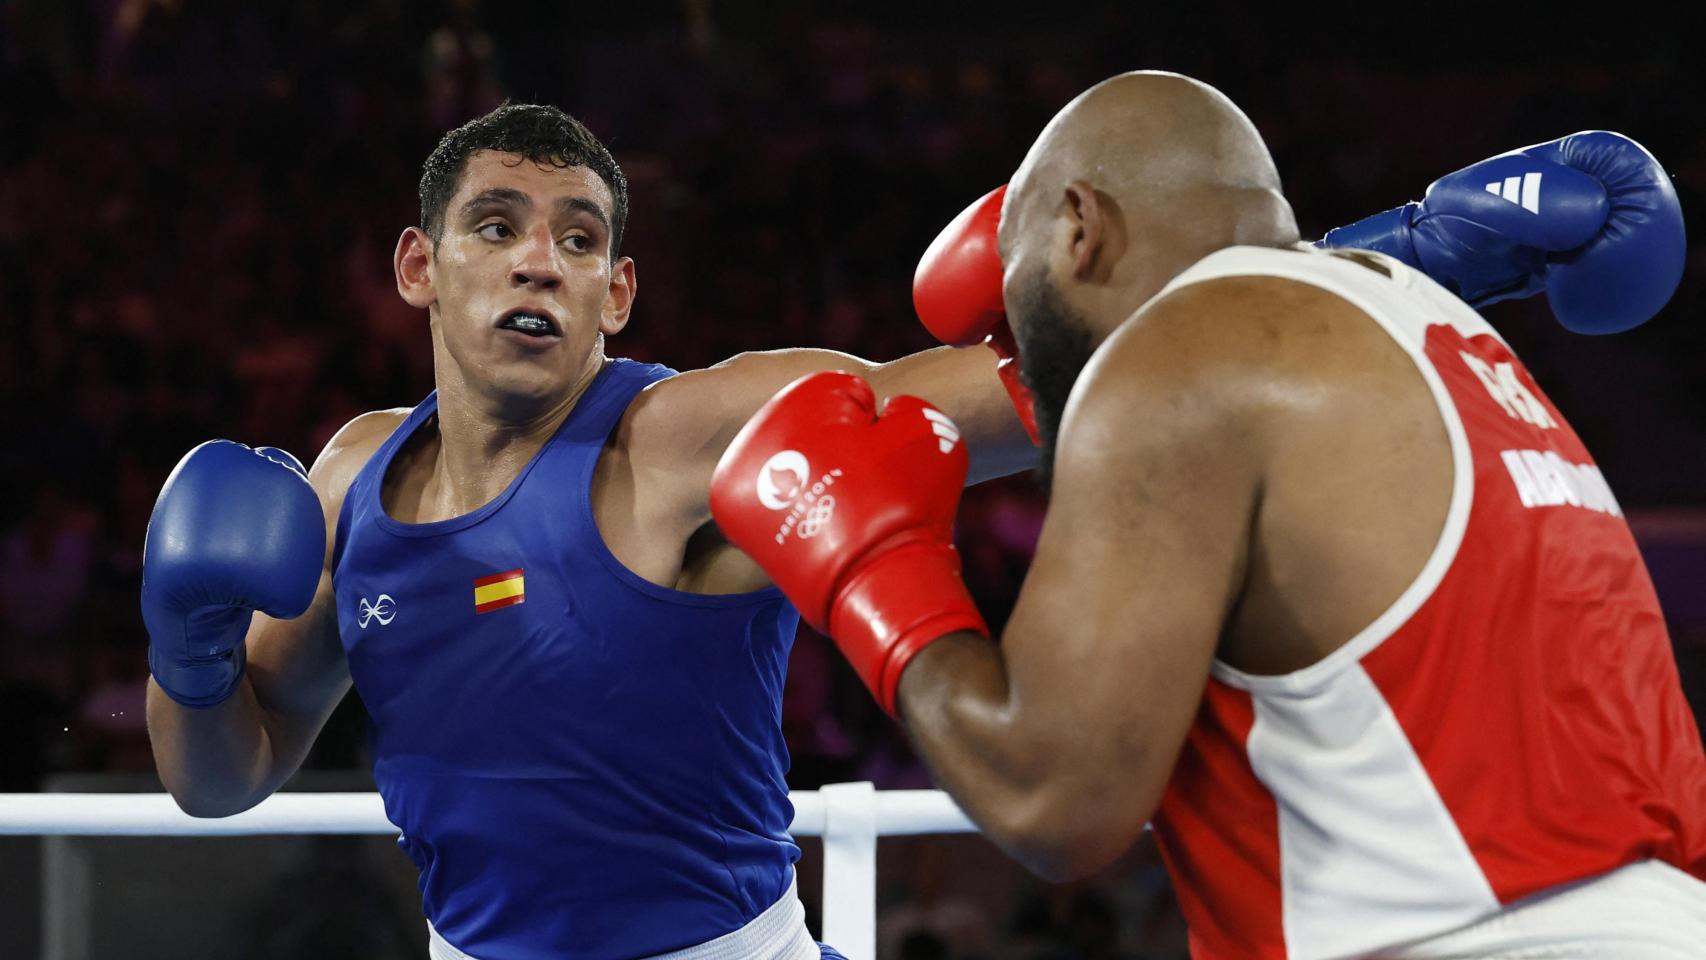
141,441,325,708
1319,131,1685,334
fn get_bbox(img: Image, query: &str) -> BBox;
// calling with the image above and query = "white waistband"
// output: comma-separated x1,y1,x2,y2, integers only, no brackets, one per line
426,872,818,960
1388,860,1706,959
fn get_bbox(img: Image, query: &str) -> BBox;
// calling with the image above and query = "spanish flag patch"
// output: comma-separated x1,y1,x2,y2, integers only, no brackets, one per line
473,568,525,614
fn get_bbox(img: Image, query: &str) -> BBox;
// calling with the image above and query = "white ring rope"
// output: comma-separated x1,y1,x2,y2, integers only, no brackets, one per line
0,785,976,837
0,783,977,959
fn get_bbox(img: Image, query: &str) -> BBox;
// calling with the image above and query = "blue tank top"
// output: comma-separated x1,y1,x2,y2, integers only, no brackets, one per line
331,359,802,959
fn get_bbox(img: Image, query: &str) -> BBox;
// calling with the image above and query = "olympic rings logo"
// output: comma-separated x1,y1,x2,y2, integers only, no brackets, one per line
796,496,837,539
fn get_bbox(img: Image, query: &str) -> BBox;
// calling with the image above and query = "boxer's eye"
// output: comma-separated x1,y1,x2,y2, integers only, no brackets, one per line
477,222,513,241
560,234,591,252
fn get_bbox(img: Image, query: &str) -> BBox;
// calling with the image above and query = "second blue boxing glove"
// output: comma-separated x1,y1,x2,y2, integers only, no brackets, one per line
1320,131,1685,334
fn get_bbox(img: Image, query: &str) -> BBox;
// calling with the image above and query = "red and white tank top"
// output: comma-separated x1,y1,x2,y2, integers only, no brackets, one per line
1148,246,1706,959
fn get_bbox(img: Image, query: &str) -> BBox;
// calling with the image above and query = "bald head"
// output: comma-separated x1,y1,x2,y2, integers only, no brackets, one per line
1013,71,1284,208
999,71,1298,335
998,72,1299,468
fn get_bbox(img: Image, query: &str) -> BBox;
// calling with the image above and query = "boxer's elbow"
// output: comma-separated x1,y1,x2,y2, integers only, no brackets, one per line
987,781,1149,883
150,743,269,819
1009,831,1127,884
172,795,248,820
162,777,267,819
147,680,286,819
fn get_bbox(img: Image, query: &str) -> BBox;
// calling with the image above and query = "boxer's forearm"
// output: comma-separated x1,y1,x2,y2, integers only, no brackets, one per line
866,345,1036,484
897,633,1122,882
146,677,279,817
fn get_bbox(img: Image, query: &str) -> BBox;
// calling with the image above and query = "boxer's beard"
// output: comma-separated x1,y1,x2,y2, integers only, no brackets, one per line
1009,269,1097,496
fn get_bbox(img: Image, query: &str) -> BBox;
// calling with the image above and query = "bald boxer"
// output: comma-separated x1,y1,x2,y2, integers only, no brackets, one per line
711,73,1706,957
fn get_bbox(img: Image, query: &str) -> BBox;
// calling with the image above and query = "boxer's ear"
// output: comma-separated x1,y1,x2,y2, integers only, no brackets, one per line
395,226,437,309
600,256,635,336
1062,181,1121,284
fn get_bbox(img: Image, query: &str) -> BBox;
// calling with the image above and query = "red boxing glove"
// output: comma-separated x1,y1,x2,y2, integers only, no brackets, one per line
710,372,989,715
913,185,1041,445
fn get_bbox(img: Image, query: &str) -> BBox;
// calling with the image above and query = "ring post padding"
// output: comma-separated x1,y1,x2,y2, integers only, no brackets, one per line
787,789,826,836
818,781,877,959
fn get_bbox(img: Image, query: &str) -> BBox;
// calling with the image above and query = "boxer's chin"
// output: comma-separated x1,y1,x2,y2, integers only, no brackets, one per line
1010,270,1096,496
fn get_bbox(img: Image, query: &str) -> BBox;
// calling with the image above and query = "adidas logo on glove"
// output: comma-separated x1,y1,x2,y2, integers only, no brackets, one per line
1484,172,1542,213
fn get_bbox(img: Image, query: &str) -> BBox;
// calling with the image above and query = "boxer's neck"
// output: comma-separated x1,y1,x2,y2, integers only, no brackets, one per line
425,355,609,517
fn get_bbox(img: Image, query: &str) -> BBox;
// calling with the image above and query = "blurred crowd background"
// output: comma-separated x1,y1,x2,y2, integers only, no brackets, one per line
2,1,1703,957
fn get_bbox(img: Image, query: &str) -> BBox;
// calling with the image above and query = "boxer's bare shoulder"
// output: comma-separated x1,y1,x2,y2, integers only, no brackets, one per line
1060,275,1357,465
1103,273,1384,391
1077,271,1452,675
1081,270,1444,465
308,408,412,516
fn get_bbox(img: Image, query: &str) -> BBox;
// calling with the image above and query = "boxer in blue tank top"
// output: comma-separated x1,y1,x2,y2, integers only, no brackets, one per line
141,103,1033,958
335,360,810,956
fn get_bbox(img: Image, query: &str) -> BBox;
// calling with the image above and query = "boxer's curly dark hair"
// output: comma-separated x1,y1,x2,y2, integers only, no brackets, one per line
419,102,629,256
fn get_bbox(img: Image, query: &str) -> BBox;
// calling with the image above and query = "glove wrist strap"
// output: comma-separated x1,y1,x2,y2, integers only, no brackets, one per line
1317,203,1421,267
829,538,989,716
149,640,247,709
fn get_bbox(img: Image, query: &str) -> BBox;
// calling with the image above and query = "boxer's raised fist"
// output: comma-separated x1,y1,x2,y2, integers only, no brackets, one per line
142,440,324,708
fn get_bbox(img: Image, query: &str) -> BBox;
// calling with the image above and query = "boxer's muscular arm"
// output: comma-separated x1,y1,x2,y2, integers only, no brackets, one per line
147,412,397,817
895,290,1268,881
639,344,1033,509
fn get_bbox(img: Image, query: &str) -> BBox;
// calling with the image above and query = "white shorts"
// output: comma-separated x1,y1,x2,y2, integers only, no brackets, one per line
1386,860,1706,959
426,871,818,960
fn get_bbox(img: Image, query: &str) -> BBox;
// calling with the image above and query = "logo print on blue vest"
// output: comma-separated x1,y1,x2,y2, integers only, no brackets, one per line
358,594,397,628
